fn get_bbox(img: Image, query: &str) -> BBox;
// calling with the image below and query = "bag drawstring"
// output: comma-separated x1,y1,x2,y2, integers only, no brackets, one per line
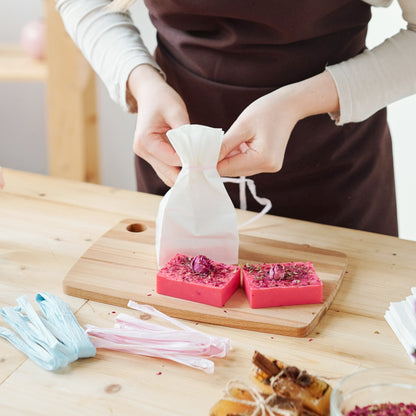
222,176,272,228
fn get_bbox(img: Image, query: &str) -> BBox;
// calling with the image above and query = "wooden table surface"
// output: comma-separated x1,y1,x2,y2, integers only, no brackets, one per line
0,168,415,415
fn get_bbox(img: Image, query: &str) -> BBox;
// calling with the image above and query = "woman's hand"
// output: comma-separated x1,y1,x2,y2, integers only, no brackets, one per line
128,64,190,187
217,70,340,177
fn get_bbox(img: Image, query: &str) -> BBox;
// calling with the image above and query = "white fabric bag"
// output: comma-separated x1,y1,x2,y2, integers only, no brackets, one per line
155,124,239,268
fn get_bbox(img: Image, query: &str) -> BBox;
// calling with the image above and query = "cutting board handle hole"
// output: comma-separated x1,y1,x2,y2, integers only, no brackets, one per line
126,223,147,233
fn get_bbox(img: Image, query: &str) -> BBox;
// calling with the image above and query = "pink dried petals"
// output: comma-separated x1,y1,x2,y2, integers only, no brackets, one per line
85,302,231,373
269,264,285,280
345,402,416,416
244,262,320,288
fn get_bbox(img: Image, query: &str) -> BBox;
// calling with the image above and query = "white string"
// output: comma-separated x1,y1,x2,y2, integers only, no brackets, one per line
221,380,293,416
223,176,272,228
85,302,232,374
239,176,247,210
182,165,216,171
269,369,286,389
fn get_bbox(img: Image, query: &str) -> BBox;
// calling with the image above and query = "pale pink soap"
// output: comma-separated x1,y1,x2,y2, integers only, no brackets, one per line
156,254,241,307
242,262,323,308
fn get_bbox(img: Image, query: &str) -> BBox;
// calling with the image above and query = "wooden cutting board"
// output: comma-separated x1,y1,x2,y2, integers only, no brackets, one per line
63,219,347,337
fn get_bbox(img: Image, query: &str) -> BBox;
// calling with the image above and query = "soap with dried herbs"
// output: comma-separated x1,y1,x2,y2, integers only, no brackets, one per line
242,262,322,308
156,254,241,307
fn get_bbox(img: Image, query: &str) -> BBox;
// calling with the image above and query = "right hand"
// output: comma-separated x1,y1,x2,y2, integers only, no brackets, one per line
128,64,190,187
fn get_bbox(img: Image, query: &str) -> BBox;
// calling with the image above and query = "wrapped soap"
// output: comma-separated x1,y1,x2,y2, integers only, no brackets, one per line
155,124,239,268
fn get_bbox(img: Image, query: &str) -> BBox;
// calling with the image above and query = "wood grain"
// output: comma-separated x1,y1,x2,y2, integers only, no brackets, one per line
63,219,348,337
0,0,100,183
2,169,416,416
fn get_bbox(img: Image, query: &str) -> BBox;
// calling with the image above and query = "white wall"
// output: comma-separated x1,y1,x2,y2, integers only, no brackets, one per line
1,1,415,240
366,3,416,241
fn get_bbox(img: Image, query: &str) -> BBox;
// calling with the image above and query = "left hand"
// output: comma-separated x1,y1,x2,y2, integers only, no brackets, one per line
217,70,340,177
127,64,190,187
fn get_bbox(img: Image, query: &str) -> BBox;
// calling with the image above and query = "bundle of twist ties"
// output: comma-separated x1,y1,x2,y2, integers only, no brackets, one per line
85,300,231,373
0,292,96,370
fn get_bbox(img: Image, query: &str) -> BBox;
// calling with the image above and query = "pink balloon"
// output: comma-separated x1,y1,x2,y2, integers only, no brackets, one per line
20,19,46,60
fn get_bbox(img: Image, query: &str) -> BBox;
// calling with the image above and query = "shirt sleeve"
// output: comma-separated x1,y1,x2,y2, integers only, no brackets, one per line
55,0,165,113
326,0,416,125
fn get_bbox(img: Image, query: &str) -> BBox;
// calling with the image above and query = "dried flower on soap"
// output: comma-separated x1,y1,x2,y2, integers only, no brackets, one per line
191,255,212,275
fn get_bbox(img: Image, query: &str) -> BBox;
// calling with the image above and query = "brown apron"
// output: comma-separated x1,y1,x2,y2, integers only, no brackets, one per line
136,0,398,236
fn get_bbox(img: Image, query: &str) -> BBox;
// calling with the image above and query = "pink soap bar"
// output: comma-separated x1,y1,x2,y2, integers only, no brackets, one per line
242,262,323,308
156,254,241,307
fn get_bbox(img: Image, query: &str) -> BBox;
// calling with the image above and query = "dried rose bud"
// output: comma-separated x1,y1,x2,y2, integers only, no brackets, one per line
191,255,212,275
269,264,285,280
296,370,312,387
284,366,300,380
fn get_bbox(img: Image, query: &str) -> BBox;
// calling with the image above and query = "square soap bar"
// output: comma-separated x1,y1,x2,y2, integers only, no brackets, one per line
242,262,322,308
156,254,241,307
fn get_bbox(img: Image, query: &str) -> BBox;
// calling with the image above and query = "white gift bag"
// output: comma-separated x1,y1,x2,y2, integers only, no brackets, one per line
155,124,239,268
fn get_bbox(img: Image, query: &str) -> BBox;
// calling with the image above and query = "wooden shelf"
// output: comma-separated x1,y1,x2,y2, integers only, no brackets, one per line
0,44,47,82
0,0,100,184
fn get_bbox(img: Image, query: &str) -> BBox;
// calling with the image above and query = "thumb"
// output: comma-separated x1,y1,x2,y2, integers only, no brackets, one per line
157,105,189,166
166,104,190,129
219,120,253,162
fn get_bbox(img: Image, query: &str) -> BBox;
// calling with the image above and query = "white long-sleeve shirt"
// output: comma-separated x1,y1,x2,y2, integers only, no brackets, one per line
55,0,416,125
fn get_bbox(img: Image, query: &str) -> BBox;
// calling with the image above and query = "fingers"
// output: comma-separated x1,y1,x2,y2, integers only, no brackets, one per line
146,135,182,167
134,111,189,168
218,116,263,177
218,132,288,177
218,90,299,177
133,102,189,186
217,147,263,177
148,106,190,166
147,156,181,188
218,118,288,177
129,76,191,188
138,92,191,159
219,119,253,162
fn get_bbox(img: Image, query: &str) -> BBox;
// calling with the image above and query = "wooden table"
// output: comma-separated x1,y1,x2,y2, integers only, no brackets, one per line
0,168,415,415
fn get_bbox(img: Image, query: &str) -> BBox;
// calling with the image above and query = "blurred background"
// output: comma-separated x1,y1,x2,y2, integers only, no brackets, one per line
1,0,415,240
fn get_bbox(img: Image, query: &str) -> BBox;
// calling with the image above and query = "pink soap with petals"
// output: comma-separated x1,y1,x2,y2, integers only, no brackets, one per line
242,262,323,308
156,253,241,307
